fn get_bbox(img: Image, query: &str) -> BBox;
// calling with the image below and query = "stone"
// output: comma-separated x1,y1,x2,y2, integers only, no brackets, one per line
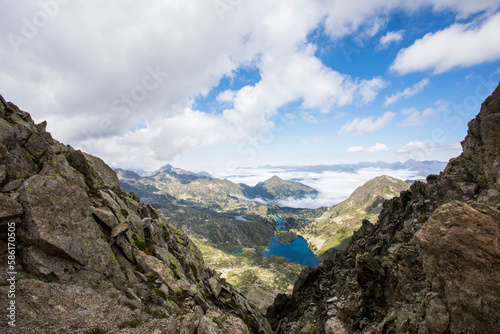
90,206,119,229
83,152,121,193
133,248,183,294
0,192,23,224
18,170,96,265
67,150,120,192
198,309,250,334
0,143,8,163
325,317,349,334
111,222,129,238
416,201,500,334
208,276,222,299
0,178,24,192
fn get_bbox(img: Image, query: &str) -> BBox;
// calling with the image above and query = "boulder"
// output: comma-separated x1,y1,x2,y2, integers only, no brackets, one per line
0,192,22,224
416,201,500,334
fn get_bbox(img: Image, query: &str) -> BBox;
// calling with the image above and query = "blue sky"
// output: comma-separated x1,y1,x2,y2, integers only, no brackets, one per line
1,0,500,176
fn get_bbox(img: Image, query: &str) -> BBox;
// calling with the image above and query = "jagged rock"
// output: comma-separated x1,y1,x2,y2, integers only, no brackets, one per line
208,276,222,298
267,82,500,333
0,178,24,192
0,192,22,224
416,201,500,334
0,94,271,333
111,222,129,238
83,152,122,192
91,205,119,228
325,317,348,334
18,168,98,265
198,308,250,334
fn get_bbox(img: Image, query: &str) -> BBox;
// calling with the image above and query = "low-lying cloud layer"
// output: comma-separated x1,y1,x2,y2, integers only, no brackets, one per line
216,166,428,209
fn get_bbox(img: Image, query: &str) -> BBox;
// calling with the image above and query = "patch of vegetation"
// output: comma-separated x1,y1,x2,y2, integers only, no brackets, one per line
117,319,141,329
84,327,106,334
153,288,167,300
135,239,156,255
190,264,198,279
144,307,168,318
169,263,181,280
125,303,137,311
120,208,129,217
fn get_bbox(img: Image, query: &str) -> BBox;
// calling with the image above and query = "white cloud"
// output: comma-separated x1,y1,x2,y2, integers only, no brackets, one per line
347,143,389,153
1,0,499,168
379,31,403,48
338,111,396,136
397,141,461,154
300,111,318,123
384,78,430,106
346,146,365,153
391,12,500,74
218,166,422,208
400,107,434,127
321,0,499,40
216,89,236,103
302,135,324,145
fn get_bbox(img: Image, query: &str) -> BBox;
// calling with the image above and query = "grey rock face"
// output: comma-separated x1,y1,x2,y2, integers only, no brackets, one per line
0,95,271,334
267,82,500,333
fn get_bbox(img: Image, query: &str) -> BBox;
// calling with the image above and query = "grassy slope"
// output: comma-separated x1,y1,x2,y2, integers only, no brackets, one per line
192,237,303,311
298,175,410,255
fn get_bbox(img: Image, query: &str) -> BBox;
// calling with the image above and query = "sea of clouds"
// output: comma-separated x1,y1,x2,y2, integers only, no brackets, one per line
215,167,426,209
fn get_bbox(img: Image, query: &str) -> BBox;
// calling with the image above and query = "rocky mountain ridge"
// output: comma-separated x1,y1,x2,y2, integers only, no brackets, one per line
266,83,500,333
117,166,317,211
298,175,410,256
0,95,271,333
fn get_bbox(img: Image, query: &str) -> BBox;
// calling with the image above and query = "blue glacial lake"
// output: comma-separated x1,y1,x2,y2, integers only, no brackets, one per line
232,248,243,254
271,214,285,224
235,215,251,222
263,235,319,267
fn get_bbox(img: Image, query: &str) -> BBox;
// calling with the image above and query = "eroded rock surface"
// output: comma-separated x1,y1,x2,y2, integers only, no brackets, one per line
0,95,271,333
267,83,500,333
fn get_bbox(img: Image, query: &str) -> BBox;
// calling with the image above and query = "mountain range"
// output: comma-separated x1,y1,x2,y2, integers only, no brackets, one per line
116,166,318,211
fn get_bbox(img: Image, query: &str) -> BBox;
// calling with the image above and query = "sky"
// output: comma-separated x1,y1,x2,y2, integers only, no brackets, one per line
2,0,500,178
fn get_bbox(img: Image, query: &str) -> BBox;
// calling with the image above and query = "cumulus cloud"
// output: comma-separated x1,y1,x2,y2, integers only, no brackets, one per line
384,78,430,106
400,107,434,127
347,143,389,153
391,12,500,74
338,111,396,136
397,141,461,154
379,31,403,48
321,0,499,39
1,0,499,168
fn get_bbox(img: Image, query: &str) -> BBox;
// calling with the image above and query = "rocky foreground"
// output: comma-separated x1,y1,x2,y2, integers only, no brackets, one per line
266,84,500,333
0,94,271,333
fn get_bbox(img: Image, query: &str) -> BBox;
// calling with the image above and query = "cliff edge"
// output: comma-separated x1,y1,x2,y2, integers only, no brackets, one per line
0,95,271,333
267,83,500,334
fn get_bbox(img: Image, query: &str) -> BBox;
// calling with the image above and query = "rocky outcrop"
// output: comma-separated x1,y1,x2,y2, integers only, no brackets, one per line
0,95,271,333
267,82,500,333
